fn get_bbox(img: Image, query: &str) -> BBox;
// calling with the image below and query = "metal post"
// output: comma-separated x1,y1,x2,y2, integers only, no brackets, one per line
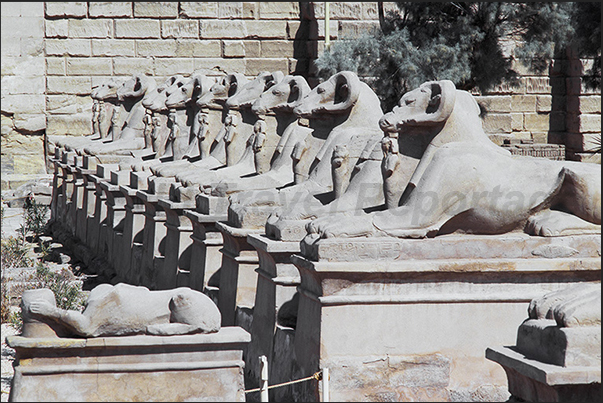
325,2,331,50
260,355,269,402
322,367,330,402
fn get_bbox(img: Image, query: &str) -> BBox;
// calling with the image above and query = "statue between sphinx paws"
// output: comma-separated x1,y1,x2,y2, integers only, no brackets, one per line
22,283,221,338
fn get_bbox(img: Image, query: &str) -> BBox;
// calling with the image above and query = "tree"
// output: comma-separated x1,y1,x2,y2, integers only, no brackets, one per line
315,2,582,111
570,2,601,90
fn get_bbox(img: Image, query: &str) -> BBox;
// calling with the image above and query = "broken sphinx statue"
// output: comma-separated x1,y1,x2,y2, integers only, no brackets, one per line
20,283,221,338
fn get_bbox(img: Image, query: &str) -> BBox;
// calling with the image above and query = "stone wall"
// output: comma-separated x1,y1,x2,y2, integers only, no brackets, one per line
41,2,387,140
1,2,47,190
476,48,601,162
1,2,600,189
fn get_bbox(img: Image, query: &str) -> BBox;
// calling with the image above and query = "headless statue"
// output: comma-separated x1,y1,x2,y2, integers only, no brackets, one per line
22,283,221,338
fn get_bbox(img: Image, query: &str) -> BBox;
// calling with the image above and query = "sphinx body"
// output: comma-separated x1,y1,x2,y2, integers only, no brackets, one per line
307,80,601,240
226,71,385,230
24,283,221,338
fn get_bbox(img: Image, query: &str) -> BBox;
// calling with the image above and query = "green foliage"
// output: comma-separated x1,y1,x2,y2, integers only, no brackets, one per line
33,262,86,312
22,197,50,241
1,274,11,323
1,196,85,329
315,2,582,110
1,236,32,269
2,262,87,329
570,2,601,90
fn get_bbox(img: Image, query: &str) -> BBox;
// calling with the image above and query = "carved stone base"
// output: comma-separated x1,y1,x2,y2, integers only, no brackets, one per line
215,222,261,327
7,328,250,402
486,346,601,402
291,234,600,401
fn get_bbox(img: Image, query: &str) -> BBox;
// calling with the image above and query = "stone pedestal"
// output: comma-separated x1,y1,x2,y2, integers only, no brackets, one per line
290,233,601,401
486,344,601,402
486,314,601,402
215,221,261,328
156,199,195,289
184,210,226,294
7,328,250,402
136,189,168,289
245,234,301,394
49,154,63,223
65,163,85,238
87,164,119,258
98,175,128,277
74,166,96,244
118,184,146,284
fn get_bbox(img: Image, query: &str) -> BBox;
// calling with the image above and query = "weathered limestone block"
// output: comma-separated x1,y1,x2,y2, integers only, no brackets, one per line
45,2,87,18
66,57,113,76
567,95,602,114
487,283,601,402
223,40,246,58
475,95,512,113
566,113,601,133
524,112,550,132
115,19,161,39
9,289,247,403
161,20,199,39
290,233,600,402
88,2,132,18
180,2,219,19
47,76,91,95
134,2,179,18
45,19,68,38
259,2,300,19
91,39,136,57
201,20,247,39
482,113,512,134
68,18,113,39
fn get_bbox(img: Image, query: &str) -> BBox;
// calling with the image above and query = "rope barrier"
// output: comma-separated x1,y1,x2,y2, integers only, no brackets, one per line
244,371,322,394
1,195,30,202
2,212,25,219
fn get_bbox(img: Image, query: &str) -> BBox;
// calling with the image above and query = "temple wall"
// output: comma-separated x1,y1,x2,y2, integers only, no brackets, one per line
1,2,47,189
1,2,600,190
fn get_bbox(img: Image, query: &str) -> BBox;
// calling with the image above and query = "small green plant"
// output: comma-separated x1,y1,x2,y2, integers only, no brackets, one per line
34,262,86,312
3,262,87,330
1,274,11,323
22,196,50,242
1,236,32,269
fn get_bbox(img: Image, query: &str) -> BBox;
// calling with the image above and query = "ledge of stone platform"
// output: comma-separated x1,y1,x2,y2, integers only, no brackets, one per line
216,221,263,238
136,189,164,203
196,194,230,216
7,327,250,402
291,254,600,274
7,327,250,350
74,166,95,175
158,198,196,210
118,184,138,196
300,233,601,262
486,346,601,386
98,180,120,192
184,210,228,224
247,233,301,253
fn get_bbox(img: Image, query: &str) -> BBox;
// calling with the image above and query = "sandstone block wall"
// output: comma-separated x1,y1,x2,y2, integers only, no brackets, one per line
41,2,386,139
475,49,600,163
1,2,600,189
1,2,47,189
